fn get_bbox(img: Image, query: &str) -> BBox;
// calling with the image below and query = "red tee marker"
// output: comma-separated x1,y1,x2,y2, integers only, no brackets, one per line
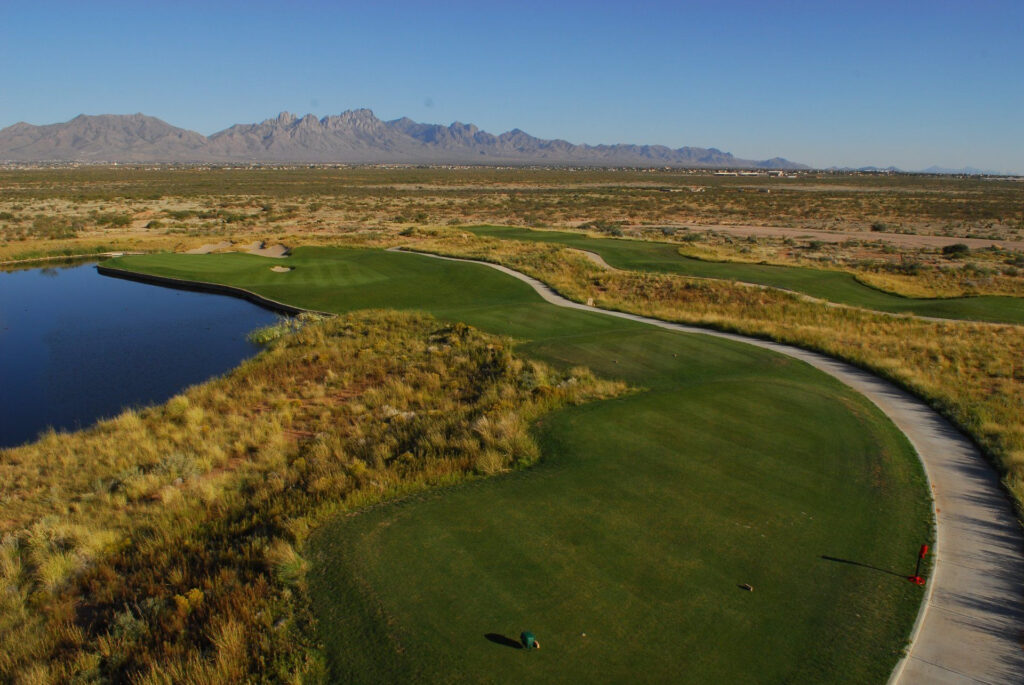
908,544,929,585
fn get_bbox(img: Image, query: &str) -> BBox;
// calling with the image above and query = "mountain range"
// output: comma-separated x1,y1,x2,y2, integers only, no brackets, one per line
0,110,808,168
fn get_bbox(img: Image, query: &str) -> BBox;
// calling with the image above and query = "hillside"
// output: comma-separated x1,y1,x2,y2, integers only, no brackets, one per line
0,110,806,168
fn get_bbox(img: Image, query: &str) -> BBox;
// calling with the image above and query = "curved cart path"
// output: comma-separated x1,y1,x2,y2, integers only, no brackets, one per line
394,248,1024,685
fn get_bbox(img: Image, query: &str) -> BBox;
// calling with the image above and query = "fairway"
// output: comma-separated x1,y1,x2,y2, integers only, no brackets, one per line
466,225,1024,324
107,248,932,683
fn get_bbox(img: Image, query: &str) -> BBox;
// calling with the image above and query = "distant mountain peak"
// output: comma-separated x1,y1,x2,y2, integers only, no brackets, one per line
0,110,808,168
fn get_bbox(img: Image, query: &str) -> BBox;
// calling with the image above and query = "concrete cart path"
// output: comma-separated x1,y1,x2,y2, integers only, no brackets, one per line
393,247,1024,685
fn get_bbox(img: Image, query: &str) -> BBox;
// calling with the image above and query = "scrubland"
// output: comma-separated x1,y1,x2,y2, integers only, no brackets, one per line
2,167,1023,256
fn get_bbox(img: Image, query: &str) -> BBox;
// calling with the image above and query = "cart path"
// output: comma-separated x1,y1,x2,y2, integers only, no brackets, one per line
392,247,1024,685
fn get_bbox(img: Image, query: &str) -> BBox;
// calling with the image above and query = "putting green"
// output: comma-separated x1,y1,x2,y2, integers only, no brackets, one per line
107,247,931,683
466,225,1024,324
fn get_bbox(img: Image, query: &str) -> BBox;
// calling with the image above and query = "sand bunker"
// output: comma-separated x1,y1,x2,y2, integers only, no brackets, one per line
185,241,232,254
182,241,290,258
270,266,292,273
240,241,290,258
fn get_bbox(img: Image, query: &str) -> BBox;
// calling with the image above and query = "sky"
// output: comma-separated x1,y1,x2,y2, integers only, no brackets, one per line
1,1,1021,172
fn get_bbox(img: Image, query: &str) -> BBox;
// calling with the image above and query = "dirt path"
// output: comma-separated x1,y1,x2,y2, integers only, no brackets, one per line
393,247,1024,685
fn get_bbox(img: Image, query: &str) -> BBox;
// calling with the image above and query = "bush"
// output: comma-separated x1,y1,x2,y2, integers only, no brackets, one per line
93,212,133,227
870,222,887,232
580,220,624,236
942,243,970,257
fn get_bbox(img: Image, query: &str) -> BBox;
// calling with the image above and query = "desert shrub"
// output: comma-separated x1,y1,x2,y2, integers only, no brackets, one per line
93,212,133,227
894,260,923,275
942,243,970,257
580,219,624,236
28,216,82,239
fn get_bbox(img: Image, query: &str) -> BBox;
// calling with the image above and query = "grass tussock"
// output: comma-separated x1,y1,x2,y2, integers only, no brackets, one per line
411,233,1024,508
0,310,625,682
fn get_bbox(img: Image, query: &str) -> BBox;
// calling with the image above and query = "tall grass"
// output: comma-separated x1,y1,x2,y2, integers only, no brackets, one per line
0,311,625,682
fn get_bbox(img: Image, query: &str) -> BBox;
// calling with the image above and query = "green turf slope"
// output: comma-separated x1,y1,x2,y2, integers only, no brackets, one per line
467,225,1024,324
107,248,932,683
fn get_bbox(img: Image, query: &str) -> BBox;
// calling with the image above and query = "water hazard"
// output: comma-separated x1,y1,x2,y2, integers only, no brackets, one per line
0,261,278,448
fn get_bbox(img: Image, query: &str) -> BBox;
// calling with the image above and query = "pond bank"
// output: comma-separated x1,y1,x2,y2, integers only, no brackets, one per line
97,264,329,316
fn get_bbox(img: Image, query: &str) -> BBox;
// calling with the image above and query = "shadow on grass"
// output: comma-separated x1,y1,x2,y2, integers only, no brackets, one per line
821,555,906,578
485,633,524,649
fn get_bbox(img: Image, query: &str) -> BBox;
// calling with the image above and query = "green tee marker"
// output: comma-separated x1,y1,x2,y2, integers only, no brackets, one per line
520,631,539,649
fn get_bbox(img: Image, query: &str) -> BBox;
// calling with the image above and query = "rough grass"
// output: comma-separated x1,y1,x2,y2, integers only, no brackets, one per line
0,311,622,682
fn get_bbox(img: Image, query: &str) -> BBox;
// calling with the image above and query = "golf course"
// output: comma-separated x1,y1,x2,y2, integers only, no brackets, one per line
465,225,1024,324
103,247,932,682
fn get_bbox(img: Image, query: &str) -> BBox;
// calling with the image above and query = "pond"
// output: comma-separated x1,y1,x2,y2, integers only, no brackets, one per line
0,261,278,448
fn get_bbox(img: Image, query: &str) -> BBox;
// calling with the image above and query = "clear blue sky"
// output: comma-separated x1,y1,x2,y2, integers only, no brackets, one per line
2,1,1021,171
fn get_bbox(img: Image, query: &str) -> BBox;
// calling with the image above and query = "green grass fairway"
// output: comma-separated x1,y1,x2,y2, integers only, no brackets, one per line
107,248,932,683
467,225,1024,324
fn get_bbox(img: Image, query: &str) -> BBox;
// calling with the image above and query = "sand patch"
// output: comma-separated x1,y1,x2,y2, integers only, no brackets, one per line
270,266,292,273
181,241,291,258
185,241,232,254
